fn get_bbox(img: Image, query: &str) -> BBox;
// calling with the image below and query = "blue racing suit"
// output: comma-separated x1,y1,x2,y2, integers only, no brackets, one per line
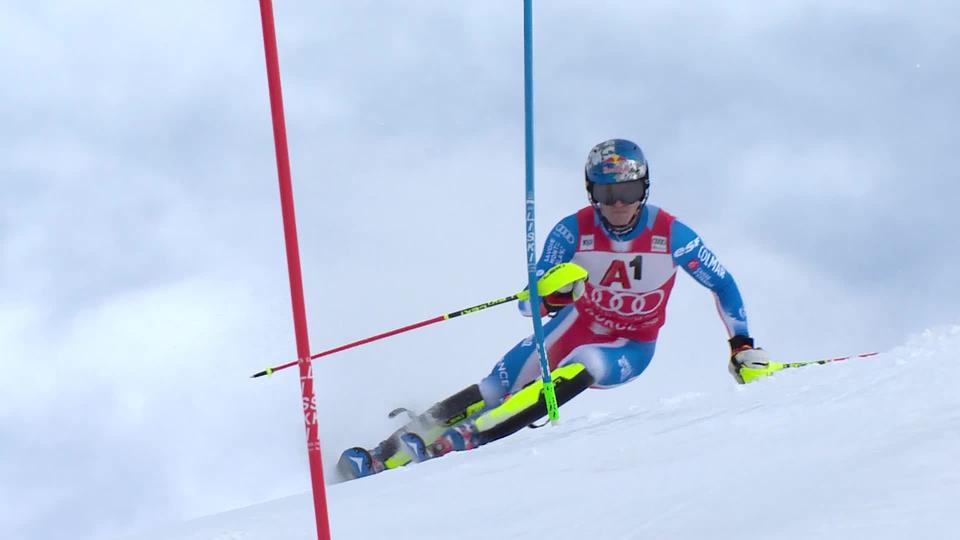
478,204,749,405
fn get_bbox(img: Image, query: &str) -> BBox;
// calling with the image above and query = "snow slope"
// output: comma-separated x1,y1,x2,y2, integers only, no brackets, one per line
124,326,960,540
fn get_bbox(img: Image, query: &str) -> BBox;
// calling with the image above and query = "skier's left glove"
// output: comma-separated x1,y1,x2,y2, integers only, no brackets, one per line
541,279,586,315
728,335,770,384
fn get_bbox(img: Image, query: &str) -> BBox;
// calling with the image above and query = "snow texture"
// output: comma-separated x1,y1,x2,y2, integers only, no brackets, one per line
122,325,960,540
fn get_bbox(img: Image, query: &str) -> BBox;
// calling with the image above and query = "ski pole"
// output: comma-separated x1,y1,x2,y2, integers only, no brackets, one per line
250,262,588,378
739,352,880,383
779,352,879,370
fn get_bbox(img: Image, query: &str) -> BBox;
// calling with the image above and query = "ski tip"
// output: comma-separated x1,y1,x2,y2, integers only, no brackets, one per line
387,407,416,421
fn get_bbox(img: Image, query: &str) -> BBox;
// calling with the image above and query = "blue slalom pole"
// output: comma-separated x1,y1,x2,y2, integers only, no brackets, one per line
522,0,560,422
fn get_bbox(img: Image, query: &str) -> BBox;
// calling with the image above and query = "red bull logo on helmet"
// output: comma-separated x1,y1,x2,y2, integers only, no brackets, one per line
602,158,646,180
587,139,649,184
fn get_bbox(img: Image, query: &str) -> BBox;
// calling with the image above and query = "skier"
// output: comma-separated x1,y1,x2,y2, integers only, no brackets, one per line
338,138,771,480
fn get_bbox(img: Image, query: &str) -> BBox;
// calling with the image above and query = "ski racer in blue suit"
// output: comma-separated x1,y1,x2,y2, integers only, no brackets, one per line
337,139,771,480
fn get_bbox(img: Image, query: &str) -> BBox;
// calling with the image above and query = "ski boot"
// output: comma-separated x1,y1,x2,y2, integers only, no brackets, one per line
427,421,482,458
336,384,487,479
337,363,595,479
398,421,482,464
336,447,385,480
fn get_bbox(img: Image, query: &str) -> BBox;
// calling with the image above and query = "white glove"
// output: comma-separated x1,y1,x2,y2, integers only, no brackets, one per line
732,347,771,369
728,336,770,384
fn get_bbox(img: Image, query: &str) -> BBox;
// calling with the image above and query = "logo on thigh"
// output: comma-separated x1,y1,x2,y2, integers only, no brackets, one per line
617,355,634,382
496,361,511,388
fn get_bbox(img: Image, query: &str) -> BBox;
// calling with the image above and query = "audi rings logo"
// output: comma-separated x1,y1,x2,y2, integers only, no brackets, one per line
588,288,665,317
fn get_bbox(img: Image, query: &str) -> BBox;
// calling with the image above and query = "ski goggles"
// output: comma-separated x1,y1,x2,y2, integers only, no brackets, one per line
590,180,647,205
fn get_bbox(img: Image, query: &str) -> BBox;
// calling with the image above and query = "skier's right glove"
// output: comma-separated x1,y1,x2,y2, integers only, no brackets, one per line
728,335,771,384
541,279,586,315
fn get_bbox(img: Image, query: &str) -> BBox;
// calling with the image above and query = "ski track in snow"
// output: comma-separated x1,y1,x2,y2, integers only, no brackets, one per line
122,325,960,540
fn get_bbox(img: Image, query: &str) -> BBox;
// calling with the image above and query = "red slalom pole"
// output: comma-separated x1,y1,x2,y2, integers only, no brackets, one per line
257,2,331,539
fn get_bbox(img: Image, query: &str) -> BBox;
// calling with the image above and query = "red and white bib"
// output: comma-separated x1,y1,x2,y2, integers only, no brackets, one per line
572,206,677,341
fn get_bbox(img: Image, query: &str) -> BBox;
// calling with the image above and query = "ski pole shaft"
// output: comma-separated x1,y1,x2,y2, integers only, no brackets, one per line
250,294,520,378
250,262,588,379
780,352,879,370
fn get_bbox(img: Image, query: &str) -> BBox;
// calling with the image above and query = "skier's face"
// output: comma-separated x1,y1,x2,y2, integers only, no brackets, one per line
599,200,641,228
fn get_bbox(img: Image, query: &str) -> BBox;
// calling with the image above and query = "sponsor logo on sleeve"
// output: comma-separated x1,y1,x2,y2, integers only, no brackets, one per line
555,223,576,244
543,240,567,265
692,267,715,287
673,236,701,258
696,246,727,279
580,234,595,251
651,235,667,253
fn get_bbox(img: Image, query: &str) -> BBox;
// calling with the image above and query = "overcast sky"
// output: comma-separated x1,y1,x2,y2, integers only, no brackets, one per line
2,2,958,539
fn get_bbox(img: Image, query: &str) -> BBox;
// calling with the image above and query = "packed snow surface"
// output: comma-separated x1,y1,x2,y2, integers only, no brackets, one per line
125,326,960,540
